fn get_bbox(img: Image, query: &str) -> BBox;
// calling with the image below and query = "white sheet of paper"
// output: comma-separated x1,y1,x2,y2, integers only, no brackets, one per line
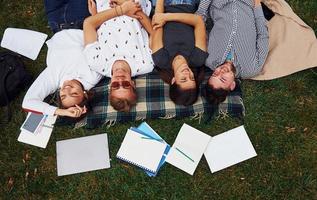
18,115,57,148
204,126,257,173
56,133,111,176
1,28,47,60
166,123,211,175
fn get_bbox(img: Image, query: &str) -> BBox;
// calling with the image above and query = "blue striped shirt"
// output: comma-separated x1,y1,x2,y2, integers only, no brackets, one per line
196,0,269,78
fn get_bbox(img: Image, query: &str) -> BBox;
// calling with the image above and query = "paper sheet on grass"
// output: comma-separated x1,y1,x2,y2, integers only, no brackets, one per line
1,28,47,60
56,133,110,176
166,123,211,175
204,126,257,173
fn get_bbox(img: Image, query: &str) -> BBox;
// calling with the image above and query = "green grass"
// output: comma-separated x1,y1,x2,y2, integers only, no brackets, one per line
0,0,317,199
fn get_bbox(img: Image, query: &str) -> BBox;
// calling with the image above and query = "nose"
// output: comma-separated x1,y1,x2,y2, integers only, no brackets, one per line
213,69,220,76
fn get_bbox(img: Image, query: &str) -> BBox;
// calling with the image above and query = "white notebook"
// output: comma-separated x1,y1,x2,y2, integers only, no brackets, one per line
204,126,257,173
18,114,57,148
116,129,168,173
56,134,111,176
166,124,211,175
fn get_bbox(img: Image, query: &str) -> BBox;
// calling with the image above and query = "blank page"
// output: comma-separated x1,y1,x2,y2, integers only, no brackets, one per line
166,124,211,175
204,126,257,173
116,129,167,173
56,134,110,176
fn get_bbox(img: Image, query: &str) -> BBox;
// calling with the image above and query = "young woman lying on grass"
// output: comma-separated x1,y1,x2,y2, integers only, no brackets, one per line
22,0,146,118
150,0,208,106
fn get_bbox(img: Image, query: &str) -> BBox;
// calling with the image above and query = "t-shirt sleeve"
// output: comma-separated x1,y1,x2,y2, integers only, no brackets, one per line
83,41,106,73
151,48,170,69
189,47,209,67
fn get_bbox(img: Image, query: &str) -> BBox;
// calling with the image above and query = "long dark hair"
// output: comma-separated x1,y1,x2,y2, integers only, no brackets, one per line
156,66,204,106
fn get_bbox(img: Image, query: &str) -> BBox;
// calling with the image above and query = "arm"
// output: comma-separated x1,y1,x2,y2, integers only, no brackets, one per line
22,69,58,116
153,13,207,51
22,69,87,118
150,0,164,53
252,1,269,75
136,11,153,35
195,0,212,22
83,0,141,46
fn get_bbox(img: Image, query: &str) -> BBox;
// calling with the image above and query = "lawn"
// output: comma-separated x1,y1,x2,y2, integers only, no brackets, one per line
0,0,316,199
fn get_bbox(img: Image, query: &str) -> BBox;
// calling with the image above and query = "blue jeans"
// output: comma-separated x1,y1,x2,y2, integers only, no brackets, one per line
44,0,90,33
151,0,199,7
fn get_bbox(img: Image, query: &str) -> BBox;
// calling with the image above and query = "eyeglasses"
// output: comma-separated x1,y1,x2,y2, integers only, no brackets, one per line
110,81,132,90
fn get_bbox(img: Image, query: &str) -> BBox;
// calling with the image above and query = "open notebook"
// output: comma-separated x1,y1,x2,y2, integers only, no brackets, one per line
116,129,169,174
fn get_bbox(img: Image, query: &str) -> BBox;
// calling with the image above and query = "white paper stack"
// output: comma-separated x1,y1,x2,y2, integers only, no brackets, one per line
18,113,57,148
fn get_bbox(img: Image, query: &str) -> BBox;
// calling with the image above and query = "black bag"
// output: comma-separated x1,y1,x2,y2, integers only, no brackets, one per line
0,51,32,121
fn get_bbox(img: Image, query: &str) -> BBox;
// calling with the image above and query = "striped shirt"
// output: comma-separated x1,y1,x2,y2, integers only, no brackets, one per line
196,0,269,78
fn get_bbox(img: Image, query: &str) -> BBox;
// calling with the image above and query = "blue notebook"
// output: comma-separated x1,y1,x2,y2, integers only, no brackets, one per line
131,122,170,177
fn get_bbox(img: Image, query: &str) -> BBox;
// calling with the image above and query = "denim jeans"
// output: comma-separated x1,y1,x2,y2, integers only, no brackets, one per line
151,0,199,7
44,0,90,33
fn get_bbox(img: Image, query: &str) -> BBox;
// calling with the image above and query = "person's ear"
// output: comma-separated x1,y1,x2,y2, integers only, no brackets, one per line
83,91,88,99
131,80,136,88
171,77,176,84
229,81,236,91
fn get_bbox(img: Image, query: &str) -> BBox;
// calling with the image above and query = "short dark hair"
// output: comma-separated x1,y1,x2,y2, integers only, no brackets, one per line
109,87,137,112
203,84,229,105
203,62,237,105
156,66,204,106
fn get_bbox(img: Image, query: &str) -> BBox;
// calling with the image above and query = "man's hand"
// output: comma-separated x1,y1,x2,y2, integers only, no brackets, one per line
121,0,142,19
55,105,87,118
88,0,97,16
152,13,166,30
254,0,262,7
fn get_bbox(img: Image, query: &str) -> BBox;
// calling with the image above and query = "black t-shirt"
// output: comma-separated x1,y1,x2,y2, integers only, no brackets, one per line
152,5,209,70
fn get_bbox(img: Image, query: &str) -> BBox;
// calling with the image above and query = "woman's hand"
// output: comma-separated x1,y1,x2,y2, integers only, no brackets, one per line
88,0,97,16
55,105,87,118
152,13,166,30
121,0,142,19
110,0,127,8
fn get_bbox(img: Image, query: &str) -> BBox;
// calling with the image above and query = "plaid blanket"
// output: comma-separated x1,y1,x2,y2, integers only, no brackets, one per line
73,69,244,129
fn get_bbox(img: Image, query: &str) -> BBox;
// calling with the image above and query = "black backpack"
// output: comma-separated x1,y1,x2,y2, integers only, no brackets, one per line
0,51,32,121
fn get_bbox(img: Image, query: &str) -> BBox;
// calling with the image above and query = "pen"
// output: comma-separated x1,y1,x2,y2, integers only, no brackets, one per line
175,147,195,163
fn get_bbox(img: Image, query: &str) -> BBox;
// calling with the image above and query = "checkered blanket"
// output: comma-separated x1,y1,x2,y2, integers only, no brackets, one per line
72,69,244,129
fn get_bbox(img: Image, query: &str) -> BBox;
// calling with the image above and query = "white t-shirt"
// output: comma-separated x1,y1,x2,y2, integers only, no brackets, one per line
22,30,102,115
84,0,154,77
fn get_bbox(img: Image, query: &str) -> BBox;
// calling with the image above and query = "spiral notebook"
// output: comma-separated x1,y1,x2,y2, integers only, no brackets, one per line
116,129,168,173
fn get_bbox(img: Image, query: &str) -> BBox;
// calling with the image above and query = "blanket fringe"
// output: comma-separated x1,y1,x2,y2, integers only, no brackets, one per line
135,116,146,121
190,112,204,124
74,119,87,129
239,97,246,116
104,120,116,128
159,114,176,119
216,110,230,120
